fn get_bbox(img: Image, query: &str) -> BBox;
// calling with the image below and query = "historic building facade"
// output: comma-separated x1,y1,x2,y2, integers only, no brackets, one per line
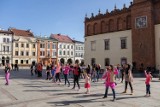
73,40,84,64
0,30,13,66
50,34,75,64
36,36,58,66
84,0,160,70
11,28,37,66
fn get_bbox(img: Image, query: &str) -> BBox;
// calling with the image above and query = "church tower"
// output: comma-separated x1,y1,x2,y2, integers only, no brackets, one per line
131,0,155,69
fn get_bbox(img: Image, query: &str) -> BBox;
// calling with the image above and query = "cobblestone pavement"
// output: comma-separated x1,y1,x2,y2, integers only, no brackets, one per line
0,69,160,107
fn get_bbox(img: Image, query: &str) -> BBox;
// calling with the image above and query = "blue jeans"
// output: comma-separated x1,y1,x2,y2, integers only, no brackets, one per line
146,84,151,94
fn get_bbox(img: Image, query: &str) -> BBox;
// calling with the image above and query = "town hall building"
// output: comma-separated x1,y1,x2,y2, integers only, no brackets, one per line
84,0,160,71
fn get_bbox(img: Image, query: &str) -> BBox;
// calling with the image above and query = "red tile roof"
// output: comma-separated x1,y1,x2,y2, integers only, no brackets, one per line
50,34,73,43
11,28,34,37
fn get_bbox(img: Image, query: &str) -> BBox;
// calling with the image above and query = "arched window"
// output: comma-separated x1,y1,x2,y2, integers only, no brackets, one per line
117,18,123,31
93,23,98,35
109,19,114,32
126,15,131,29
87,24,91,35
101,21,106,33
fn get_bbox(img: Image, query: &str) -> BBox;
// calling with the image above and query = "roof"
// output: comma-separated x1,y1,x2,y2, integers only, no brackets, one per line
73,40,84,44
50,34,73,43
10,28,34,37
0,30,13,34
35,36,58,42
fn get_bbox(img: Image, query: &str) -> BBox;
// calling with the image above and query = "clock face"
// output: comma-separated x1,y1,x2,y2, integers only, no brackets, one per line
135,16,147,29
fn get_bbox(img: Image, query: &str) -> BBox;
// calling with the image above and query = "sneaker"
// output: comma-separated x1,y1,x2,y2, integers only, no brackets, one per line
103,96,107,99
122,91,127,93
112,98,116,102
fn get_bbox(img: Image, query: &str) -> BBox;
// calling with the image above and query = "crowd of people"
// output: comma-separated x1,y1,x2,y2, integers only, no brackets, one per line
2,62,154,102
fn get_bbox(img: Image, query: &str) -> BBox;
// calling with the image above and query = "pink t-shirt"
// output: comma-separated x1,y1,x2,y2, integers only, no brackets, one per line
64,66,70,74
145,72,152,85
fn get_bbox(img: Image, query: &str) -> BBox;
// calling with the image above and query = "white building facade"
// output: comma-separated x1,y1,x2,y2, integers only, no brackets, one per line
50,34,75,64
58,42,75,64
85,30,132,69
0,30,13,66
74,40,84,64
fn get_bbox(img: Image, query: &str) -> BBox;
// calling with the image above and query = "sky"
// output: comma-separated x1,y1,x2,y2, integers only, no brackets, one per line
0,0,132,42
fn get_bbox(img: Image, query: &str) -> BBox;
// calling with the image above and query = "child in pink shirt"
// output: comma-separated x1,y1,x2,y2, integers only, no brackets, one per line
144,70,153,97
102,65,118,101
63,64,70,87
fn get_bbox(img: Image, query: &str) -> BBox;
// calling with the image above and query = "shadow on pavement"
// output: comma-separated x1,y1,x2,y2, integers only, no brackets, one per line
116,95,145,100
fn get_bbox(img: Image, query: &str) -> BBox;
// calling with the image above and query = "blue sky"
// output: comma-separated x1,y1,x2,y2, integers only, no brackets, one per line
0,0,132,41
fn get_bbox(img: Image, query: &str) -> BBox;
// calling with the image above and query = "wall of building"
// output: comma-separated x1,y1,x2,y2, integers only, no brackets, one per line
0,33,12,65
58,42,75,64
12,36,37,65
84,30,132,69
74,43,84,63
155,24,160,69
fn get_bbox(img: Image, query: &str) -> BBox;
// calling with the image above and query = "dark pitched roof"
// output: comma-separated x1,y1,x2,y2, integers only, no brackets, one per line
0,30,13,34
50,34,73,43
73,40,84,44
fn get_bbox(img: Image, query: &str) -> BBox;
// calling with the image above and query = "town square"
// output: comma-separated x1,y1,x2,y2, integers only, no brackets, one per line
0,0,160,107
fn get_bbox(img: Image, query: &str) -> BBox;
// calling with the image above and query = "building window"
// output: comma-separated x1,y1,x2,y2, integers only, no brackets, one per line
76,46,78,50
53,52,57,56
63,51,66,55
32,44,35,48
26,51,29,56
21,51,24,56
26,60,28,64
26,44,29,48
71,51,73,55
40,51,42,56
81,47,83,50
7,46,9,52
91,58,96,66
59,51,62,55
48,43,50,49
15,43,18,47
32,52,35,56
71,45,73,49
105,58,110,66
47,51,50,57
91,41,96,51
52,44,56,49
104,39,110,50
68,51,70,55
59,44,62,48
15,60,18,64
21,43,24,48
40,44,43,48
15,51,19,56
40,44,45,48
121,37,127,49
21,60,23,64
3,38,6,42
67,45,70,49
43,51,45,56
64,45,66,49
3,46,5,52
7,38,9,43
